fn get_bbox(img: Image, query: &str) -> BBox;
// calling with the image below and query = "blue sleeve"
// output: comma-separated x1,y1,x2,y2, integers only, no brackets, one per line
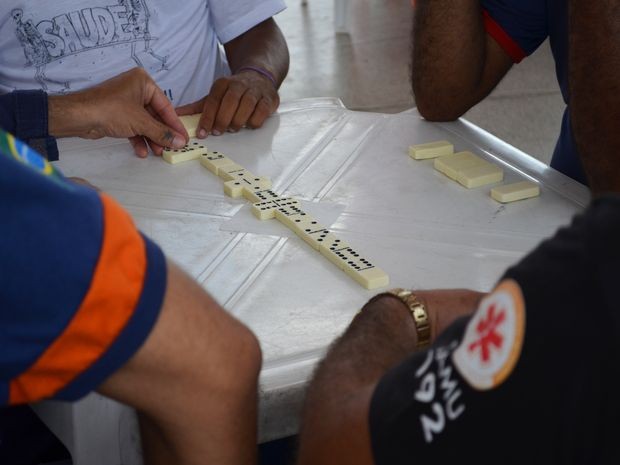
0,131,166,405
0,90,59,161
481,0,549,62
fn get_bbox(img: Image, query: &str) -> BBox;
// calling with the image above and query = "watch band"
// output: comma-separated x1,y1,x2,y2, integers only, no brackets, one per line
388,288,431,349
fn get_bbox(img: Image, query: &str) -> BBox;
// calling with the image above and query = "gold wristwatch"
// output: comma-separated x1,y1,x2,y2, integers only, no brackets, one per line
388,288,431,349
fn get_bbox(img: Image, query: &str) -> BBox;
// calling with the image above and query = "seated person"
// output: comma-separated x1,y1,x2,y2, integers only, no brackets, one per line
1,0,290,155
0,130,262,465
296,195,620,463
411,1,620,194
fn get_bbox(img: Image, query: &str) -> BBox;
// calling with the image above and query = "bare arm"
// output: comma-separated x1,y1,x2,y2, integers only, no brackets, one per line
98,261,261,465
412,1,513,121
296,289,483,465
177,18,290,137
569,1,620,194
224,18,290,89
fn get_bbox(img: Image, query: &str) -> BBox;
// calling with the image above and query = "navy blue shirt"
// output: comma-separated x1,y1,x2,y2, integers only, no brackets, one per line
370,196,620,464
481,0,587,185
0,90,59,161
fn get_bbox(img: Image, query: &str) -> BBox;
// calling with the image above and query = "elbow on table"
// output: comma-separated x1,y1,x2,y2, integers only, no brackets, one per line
415,95,468,122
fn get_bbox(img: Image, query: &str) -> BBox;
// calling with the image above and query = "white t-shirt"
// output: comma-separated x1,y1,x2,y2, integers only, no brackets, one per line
0,0,286,105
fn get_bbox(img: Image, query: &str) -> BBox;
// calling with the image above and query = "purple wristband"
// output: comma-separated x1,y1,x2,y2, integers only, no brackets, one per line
236,66,278,88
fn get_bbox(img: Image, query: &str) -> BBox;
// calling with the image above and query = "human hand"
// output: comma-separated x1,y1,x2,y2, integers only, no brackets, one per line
48,68,188,157
176,70,280,138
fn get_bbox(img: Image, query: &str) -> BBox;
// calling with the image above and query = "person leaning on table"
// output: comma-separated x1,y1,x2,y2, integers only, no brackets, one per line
411,0,620,195
296,194,620,464
0,128,262,465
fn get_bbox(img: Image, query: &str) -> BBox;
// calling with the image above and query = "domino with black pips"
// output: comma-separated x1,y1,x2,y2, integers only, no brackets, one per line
317,234,351,266
242,177,274,201
274,204,308,229
163,142,208,165
288,213,326,239
223,175,273,199
324,246,389,289
191,149,390,289
251,198,300,220
200,151,237,175
217,164,248,181
301,229,343,251
244,188,282,203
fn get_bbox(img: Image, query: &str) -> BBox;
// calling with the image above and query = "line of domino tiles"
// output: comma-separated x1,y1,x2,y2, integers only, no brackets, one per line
162,141,390,290
409,140,540,203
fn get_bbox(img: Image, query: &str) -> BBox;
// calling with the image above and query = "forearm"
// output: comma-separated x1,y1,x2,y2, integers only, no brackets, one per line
302,294,418,435
412,1,511,120
48,92,97,138
224,18,290,88
569,1,620,194
298,290,482,465
298,295,417,465
99,261,261,465
303,289,483,415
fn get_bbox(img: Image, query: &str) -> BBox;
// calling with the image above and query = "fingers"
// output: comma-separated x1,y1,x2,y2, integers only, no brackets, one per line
197,79,229,137
145,83,189,142
129,136,149,158
135,109,187,150
247,95,278,129
229,91,258,132
183,74,281,139
147,139,165,156
200,80,279,135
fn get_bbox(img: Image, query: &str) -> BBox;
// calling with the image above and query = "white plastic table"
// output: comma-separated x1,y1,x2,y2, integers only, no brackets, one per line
34,98,588,465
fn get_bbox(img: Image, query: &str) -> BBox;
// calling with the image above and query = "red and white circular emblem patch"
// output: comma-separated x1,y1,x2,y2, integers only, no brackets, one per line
452,279,526,390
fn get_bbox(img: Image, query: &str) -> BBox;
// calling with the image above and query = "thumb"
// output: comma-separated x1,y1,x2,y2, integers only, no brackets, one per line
135,110,187,149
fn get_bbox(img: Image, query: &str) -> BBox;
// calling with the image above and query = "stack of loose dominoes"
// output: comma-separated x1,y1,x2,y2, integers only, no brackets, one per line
408,140,540,203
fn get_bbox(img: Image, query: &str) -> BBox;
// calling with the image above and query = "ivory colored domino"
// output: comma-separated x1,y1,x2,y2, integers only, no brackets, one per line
218,163,248,181
457,163,504,188
242,177,273,201
192,144,390,289
162,142,208,164
288,213,325,238
274,206,309,229
200,151,236,175
409,140,454,160
179,114,201,138
491,181,540,203
434,151,484,180
318,237,351,268
353,267,390,290
301,229,339,251
321,246,389,289
244,188,281,203
223,175,272,198
251,198,300,220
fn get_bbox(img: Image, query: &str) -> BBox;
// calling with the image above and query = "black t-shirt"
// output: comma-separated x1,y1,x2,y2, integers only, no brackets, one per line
369,196,620,465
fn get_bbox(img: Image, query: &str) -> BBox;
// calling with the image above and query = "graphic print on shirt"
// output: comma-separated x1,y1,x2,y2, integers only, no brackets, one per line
10,1,168,92
413,340,466,443
452,279,526,390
